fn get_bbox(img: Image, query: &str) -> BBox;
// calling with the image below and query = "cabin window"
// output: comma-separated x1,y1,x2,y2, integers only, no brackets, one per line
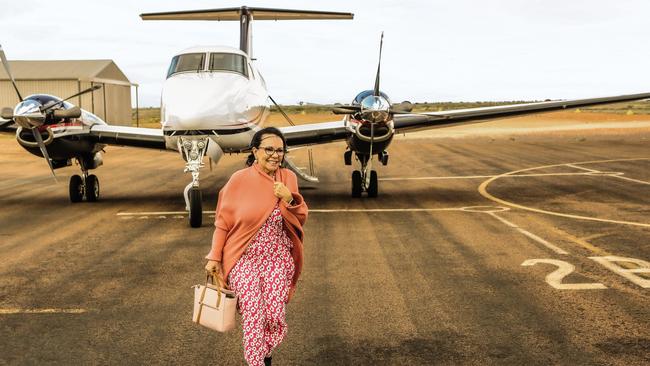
167,53,206,77
209,53,248,77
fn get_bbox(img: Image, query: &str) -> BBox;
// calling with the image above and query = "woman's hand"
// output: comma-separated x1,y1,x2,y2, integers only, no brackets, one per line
273,182,293,203
205,260,226,287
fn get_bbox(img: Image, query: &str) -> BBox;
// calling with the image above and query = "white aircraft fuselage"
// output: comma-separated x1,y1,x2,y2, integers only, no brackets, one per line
160,46,270,159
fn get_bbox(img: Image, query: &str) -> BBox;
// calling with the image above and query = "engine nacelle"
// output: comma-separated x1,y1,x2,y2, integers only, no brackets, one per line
346,120,394,156
16,126,54,148
79,152,103,170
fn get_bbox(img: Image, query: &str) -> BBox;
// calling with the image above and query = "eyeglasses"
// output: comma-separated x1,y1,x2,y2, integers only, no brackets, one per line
258,146,286,156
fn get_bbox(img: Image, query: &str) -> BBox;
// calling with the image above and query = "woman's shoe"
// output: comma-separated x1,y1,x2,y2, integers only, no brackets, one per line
264,356,272,366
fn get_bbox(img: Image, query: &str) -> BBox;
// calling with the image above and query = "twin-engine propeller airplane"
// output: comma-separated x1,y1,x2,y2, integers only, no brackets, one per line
1,6,650,228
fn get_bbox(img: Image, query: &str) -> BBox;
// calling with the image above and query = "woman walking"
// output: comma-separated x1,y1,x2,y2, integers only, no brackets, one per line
204,127,308,366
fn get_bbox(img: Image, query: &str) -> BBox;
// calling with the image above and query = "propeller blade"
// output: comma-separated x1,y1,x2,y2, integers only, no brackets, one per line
30,128,58,182
373,32,384,97
332,106,361,115
41,85,102,113
0,45,23,102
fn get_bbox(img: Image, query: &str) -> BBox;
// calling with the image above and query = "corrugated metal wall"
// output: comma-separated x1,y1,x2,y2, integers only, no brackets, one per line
79,81,94,114
104,83,131,125
0,79,131,126
0,80,77,108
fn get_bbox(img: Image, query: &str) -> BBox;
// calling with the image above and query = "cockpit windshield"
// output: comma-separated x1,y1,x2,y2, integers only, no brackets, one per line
209,53,248,78
167,53,205,78
352,90,391,105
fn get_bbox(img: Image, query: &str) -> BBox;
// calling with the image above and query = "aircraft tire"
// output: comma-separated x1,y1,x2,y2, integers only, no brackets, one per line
368,170,378,198
85,175,100,202
189,188,202,228
351,170,362,198
69,175,84,203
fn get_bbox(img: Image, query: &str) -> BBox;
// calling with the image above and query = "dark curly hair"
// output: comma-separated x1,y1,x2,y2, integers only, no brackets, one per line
245,127,287,166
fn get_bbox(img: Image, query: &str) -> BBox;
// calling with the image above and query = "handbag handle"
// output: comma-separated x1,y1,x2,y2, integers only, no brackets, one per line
206,273,227,289
206,274,226,309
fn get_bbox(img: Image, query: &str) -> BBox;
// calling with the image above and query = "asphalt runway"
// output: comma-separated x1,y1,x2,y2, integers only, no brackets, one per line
0,129,649,365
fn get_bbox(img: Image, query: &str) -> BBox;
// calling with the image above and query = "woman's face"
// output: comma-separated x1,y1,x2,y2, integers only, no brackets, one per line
253,134,285,175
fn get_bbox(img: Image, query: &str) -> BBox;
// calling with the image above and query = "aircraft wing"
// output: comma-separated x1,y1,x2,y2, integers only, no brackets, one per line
0,122,167,149
278,92,650,148
87,125,167,150
279,120,348,148
0,119,17,133
392,92,650,133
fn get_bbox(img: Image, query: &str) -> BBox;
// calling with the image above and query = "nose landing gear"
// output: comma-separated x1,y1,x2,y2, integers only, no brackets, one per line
180,136,209,228
350,153,378,198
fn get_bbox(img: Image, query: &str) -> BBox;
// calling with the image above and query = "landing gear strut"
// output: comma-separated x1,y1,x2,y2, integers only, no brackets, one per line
350,154,378,198
180,136,209,228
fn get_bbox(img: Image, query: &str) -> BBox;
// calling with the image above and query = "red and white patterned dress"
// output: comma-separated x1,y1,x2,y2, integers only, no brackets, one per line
228,203,295,366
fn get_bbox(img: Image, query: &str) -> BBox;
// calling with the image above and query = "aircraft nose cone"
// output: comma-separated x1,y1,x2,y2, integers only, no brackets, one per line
162,73,249,131
13,100,45,128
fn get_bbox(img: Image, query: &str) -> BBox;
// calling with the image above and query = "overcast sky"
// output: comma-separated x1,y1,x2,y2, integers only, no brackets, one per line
2,0,649,107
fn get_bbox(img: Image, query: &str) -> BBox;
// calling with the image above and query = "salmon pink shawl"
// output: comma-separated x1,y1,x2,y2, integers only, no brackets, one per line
206,163,308,292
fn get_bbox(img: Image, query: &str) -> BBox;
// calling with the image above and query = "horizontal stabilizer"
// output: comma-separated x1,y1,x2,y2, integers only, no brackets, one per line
141,7,353,21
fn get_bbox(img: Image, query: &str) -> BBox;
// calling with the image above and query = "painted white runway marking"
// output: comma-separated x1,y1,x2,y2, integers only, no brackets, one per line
479,157,650,228
516,228,569,255
610,175,650,186
565,163,600,173
486,212,518,228
486,212,569,254
521,259,607,290
460,206,509,213
381,174,495,181
380,171,601,181
589,256,650,288
117,211,199,216
0,308,87,314
310,208,463,213
116,207,469,216
566,162,650,185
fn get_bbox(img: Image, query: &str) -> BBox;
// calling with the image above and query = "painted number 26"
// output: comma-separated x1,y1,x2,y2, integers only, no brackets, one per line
521,256,650,290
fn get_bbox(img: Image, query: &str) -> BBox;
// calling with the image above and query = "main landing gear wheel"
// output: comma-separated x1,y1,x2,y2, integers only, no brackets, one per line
189,187,203,228
69,175,84,203
367,170,378,198
351,168,379,198
85,174,100,202
69,174,101,203
351,170,362,198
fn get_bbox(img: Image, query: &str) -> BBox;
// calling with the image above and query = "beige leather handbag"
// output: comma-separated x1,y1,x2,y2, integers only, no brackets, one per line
192,275,237,332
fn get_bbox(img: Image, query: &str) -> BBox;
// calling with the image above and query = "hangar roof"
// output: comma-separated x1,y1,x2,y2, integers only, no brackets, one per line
0,60,135,86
